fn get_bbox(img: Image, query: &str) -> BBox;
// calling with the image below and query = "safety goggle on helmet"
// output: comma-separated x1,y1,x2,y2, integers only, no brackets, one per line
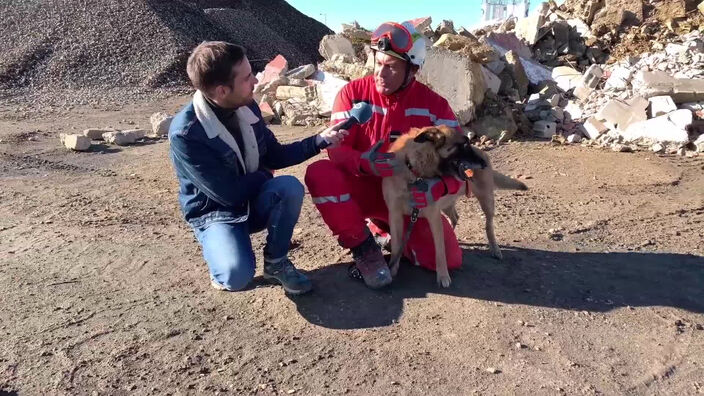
370,21,426,68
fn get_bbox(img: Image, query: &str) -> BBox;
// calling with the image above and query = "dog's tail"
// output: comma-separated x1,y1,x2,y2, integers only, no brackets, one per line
493,171,528,190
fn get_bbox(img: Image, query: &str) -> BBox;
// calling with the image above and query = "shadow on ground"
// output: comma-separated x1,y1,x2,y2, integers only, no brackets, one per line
291,245,704,329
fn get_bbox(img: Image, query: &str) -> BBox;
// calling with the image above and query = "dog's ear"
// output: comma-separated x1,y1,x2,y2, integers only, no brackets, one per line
414,128,446,148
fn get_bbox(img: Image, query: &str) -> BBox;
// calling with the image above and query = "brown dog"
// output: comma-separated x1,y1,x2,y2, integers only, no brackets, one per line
382,125,527,287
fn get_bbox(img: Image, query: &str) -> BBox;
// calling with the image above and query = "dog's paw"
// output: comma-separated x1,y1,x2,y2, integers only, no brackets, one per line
437,274,451,288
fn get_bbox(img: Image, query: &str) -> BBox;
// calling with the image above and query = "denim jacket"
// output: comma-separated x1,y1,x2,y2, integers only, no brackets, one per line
168,100,320,229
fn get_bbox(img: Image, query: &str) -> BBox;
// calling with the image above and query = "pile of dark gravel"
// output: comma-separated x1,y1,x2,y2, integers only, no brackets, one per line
0,0,331,108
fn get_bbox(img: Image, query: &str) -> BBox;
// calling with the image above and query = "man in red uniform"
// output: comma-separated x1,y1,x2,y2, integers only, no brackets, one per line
305,21,465,289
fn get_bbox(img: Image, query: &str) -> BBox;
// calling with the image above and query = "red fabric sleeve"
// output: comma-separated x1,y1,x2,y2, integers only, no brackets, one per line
326,85,365,176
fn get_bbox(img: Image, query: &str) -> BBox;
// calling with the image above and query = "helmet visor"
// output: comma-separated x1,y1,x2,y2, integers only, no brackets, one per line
371,22,412,53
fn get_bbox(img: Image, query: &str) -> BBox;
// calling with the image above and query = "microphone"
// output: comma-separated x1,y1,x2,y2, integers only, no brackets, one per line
319,102,373,148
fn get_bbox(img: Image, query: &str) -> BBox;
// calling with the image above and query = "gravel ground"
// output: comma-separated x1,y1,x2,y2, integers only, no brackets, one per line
0,0,331,109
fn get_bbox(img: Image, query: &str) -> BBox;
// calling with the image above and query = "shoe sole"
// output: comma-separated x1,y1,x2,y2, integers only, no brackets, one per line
262,273,312,295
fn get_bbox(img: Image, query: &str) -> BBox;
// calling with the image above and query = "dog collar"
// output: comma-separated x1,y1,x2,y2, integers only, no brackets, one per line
405,159,422,179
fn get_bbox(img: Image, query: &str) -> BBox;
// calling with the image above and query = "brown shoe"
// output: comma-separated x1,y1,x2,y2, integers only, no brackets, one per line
349,234,392,289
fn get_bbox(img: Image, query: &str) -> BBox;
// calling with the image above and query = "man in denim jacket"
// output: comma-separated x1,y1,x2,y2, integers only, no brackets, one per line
169,41,347,294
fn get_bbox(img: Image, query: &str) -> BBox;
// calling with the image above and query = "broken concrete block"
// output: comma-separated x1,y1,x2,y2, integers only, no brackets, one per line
666,43,687,56
515,13,545,45
580,65,603,89
622,113,690,144
258,55,288,89
287,78,307,87
435,20,456,36
633,70,676,98
417,47,486,125
533,120,557,138
648,96,677,118
651,143,665,153
549,94,561,107
318,34,356,61
627,96,649,112
123,129,146,140
275,86,308,101
285,64,316,80
483,32,533,59
605,67,633,91
485,59,506,75
573,85,594,101
149,112,172,137
672,79,704,103
504,50,528,99
62,134,91,151
103,131,136,146
83,128,114,140
552,66,583,92
409,16,433,31
259,101,275,123
564,101,584,121
567,133,582,144
699,0,704,16
313,72,348,117
433,33,498,63
596,99,646,131
255,75,289,96
694,133,704,152
667,109,693,130
551,108,564,122
582,117,609,140
480,66,501,95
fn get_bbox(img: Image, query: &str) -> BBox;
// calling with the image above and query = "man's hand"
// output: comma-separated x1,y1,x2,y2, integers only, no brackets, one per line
359,141,401,177
408,175,463,209
316,120,349,149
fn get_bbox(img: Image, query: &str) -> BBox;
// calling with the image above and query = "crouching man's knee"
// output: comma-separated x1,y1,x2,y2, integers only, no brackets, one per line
211,259,256,291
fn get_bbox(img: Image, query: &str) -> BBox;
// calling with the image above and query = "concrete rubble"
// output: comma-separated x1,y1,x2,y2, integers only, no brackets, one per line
244,0,704,156
60,134,92,151
149,112,173,137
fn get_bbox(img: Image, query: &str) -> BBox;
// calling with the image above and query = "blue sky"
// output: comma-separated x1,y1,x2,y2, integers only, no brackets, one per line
286,0,542,32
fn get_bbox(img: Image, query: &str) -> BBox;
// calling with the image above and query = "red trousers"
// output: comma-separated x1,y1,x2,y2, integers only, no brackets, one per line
304,159,462,271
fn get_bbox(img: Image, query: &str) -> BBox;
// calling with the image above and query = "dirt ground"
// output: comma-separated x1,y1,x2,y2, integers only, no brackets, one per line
1,96,703,395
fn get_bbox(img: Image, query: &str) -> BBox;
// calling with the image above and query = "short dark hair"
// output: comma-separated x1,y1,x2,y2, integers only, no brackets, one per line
186,41,246,91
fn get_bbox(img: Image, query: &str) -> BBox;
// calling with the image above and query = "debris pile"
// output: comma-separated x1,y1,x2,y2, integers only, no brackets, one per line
287,0,704,155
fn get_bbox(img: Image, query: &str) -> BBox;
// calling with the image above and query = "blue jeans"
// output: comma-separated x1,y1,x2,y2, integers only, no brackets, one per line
194,175,305,291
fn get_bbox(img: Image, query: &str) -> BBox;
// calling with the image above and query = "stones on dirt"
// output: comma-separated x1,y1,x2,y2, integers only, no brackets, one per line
103,129,146,146
149,112,172,137
61,134,91,151
83,128,114,140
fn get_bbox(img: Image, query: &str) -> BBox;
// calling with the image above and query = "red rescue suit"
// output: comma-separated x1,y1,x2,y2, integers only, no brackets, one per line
304,75,463,271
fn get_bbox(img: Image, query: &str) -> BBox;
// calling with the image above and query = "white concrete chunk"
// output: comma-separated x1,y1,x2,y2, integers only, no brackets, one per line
103,131,137,146
83,128,114,140
667,109,693,130
149,113,173,137
622,115,689,144
480,65,501,95
63,134,91,151
582,117,609,140
648,96,677,118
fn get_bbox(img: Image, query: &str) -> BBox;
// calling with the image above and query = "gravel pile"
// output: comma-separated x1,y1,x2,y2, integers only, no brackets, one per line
0,0,331,109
